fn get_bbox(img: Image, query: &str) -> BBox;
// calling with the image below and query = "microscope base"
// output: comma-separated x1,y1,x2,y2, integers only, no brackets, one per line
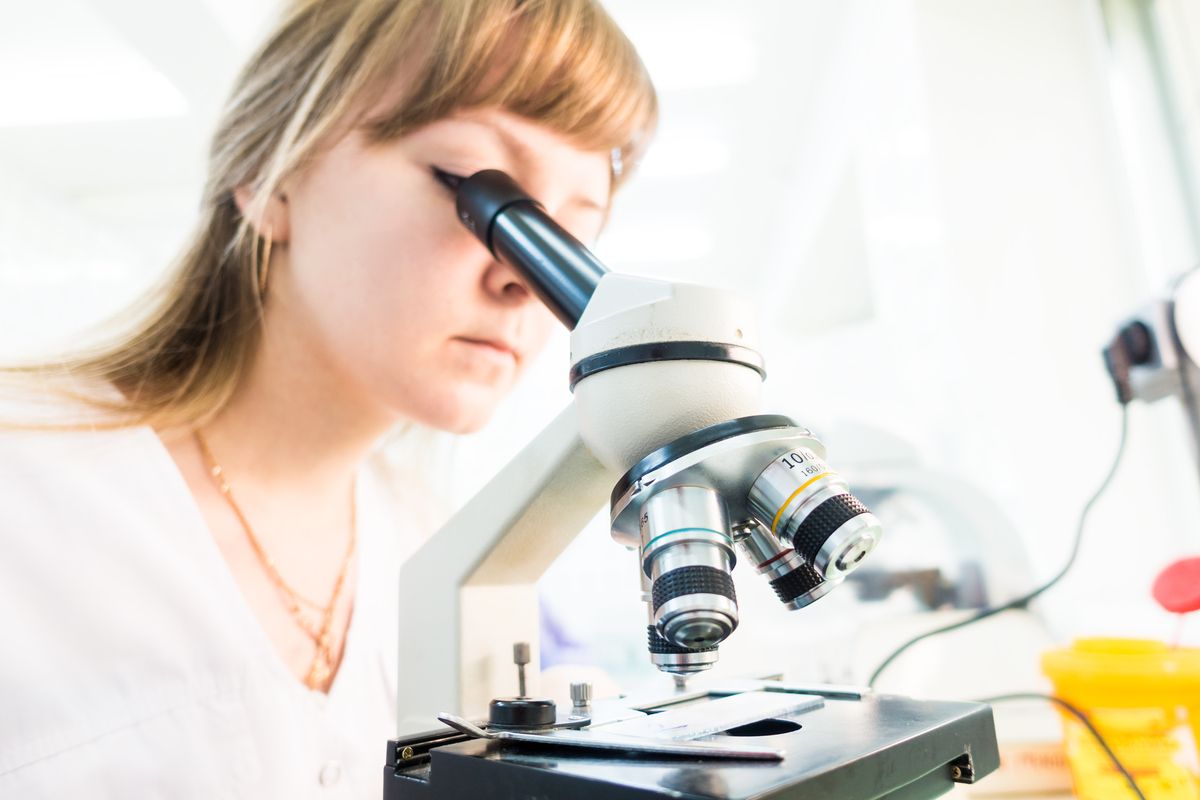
384,689,999,800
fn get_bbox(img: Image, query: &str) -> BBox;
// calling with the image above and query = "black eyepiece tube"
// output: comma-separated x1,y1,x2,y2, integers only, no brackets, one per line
455,169,608,329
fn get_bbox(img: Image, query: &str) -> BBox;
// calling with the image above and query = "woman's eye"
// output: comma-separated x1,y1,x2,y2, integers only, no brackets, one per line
431,166,465,192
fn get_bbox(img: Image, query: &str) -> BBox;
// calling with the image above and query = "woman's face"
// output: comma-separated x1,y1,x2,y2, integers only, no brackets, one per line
270,107,612,433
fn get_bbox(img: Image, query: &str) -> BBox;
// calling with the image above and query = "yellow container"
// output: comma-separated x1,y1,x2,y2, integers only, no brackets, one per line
1042,638,1200,800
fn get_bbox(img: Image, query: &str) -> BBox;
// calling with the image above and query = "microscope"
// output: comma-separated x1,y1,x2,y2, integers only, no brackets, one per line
384,170,999,799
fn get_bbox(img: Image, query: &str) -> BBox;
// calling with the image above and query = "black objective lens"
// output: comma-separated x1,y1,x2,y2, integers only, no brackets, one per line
735,524,837,610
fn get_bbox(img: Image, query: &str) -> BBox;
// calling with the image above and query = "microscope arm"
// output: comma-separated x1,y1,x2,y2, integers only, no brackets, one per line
395,405,615,733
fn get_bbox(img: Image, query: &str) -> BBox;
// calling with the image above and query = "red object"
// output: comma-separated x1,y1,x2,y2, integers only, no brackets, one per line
1152,557,1200,614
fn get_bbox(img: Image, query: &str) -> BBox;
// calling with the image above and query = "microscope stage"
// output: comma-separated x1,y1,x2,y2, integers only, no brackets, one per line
384,689,999,800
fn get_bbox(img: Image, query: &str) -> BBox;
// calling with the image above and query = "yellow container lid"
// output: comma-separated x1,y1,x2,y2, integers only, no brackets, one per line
1042,638,1200,708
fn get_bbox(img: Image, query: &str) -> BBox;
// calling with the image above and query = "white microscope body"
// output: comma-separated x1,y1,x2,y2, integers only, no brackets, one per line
396,171,881,731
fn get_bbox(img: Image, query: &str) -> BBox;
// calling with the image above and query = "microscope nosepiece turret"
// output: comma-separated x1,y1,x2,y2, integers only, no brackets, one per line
611,416,884,679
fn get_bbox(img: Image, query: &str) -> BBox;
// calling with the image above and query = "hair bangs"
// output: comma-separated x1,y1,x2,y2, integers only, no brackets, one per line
366,0,657,187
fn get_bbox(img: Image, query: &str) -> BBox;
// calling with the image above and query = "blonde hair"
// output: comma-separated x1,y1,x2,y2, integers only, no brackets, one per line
6,0,656,429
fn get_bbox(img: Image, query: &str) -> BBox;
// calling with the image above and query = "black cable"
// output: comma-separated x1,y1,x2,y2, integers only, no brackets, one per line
980,692,1146,800
867,404,1130,688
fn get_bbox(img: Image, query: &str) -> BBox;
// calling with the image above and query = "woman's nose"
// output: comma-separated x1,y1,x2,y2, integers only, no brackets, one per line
481,256,536,306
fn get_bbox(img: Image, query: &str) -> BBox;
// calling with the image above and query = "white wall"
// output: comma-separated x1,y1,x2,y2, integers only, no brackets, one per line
537,0,1200,693
2,0,1197,695
748,0,1200,642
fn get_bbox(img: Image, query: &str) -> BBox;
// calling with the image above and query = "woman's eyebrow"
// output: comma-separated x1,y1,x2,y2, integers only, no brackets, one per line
564,195,608,214
462,120,609,213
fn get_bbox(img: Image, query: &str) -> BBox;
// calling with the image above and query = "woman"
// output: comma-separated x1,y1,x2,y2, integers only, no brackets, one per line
0,0,656,795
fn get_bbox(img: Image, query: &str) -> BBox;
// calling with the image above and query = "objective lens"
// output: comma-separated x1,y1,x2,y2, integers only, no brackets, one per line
646,625,719,676
735,524,837,610
640,485,739,650
748,447,881,580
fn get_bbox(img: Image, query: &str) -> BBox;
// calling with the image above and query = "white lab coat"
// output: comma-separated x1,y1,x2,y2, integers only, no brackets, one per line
0,417,435,799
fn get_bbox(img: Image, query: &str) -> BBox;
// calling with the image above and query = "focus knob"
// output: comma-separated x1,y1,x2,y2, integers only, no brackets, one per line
488,697,556,730
570,681,593,711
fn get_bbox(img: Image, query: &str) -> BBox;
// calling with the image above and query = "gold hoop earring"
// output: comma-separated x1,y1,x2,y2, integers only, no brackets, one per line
258,229,274,298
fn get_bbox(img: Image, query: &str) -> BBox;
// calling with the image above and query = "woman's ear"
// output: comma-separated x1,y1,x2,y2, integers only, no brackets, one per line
233,184,291,243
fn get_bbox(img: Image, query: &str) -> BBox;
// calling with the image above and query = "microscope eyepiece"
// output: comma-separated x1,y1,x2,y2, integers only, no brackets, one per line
454,169,608,328
453,169,534,246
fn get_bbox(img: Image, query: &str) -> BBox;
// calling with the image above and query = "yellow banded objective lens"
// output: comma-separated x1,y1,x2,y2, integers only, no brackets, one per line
748,448,882,581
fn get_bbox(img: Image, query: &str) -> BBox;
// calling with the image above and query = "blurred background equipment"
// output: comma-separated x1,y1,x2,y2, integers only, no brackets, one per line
1105,267,1200,480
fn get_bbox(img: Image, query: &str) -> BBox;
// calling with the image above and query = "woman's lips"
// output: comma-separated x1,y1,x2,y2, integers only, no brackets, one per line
455,337,519,364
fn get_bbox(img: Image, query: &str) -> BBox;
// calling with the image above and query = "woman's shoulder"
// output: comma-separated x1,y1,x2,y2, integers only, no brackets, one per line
0,387,263,783
0,406,153,477
0,381,180,523
0,374,128,431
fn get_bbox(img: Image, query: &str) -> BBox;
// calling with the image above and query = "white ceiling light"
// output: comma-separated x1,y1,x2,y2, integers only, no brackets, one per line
639,31,758,91
594,220,716,265
200,0,279,53
606,4,759,91
639,133,732,178
0,0,188,127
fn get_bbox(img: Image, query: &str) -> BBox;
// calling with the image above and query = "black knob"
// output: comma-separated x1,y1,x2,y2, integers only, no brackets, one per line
1120,321,1156,366
488,697,557,730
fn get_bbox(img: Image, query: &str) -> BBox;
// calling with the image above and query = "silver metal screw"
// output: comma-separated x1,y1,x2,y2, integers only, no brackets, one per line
513,642,530,697
570,681,593,713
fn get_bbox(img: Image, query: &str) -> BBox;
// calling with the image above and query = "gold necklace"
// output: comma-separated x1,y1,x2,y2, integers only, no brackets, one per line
194,430,357,690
